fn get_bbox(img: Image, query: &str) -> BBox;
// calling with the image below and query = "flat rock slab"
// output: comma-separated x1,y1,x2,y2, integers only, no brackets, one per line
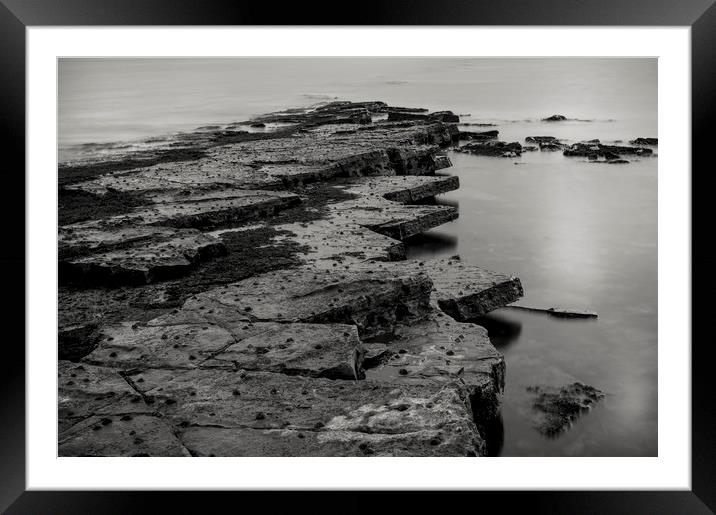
138,189,301,229
86,320,367,381
58,361,149,434
62,232,226,286
203,323,366,380
67,121,457,196
157,266,433,337
274,219,406,267
527,382,606,437
336,175,459,204
355,256,524,320
328,201,458,241
83,320,239,370
365,311,504,400
122,368,484,457
59,413,191,457
59,220,182,257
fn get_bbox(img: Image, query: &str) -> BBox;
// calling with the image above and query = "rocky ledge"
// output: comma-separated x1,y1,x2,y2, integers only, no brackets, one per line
58,101,523,457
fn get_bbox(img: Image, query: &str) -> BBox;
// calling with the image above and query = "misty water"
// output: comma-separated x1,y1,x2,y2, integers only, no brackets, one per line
59,58,657,456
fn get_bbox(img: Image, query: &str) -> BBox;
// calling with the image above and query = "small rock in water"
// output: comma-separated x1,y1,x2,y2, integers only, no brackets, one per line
525,136,558,143
527,382,605,437
629,137,657,146
542,114,567,122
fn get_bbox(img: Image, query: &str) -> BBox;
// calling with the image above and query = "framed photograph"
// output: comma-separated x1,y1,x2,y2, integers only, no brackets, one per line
3,0,712,512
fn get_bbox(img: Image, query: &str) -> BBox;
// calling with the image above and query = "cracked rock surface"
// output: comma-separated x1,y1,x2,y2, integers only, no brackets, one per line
58,101,524,456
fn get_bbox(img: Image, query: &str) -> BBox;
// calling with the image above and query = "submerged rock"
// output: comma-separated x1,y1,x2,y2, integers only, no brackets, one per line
456,141,523,157
525,136,558,143
527,382,605,437
387,110,460,123
564,142,653,159
458,130,499,141
506,304,597,319
629,137,657,145
538,141,565,151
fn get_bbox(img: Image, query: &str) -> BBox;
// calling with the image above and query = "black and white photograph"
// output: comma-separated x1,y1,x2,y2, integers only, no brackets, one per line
56,57,658,458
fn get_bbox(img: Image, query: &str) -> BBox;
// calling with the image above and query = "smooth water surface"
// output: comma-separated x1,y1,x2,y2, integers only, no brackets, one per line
407,147,657,456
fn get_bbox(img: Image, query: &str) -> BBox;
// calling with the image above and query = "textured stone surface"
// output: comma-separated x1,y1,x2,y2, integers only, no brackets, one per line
87,318,368,380
57,361,148,434
61,232,226,286
66,122,457,196
203,323,366,380
123,368,485,457
365,311,504,395
328,200,458,241
138,189,301,229
57,101,526,457
274,220,406,267
456,141,523,157
337,174,459,203
161,266,433,337
354,256,524,321
59,414,191,457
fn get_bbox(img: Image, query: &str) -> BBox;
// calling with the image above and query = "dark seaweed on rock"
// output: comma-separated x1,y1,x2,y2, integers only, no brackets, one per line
59,188,151,226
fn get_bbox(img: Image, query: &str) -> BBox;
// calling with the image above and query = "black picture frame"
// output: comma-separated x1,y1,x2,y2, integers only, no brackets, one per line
2,1,712,512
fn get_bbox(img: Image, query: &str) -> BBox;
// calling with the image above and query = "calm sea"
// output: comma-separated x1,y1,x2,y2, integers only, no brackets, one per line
58,58,658,456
